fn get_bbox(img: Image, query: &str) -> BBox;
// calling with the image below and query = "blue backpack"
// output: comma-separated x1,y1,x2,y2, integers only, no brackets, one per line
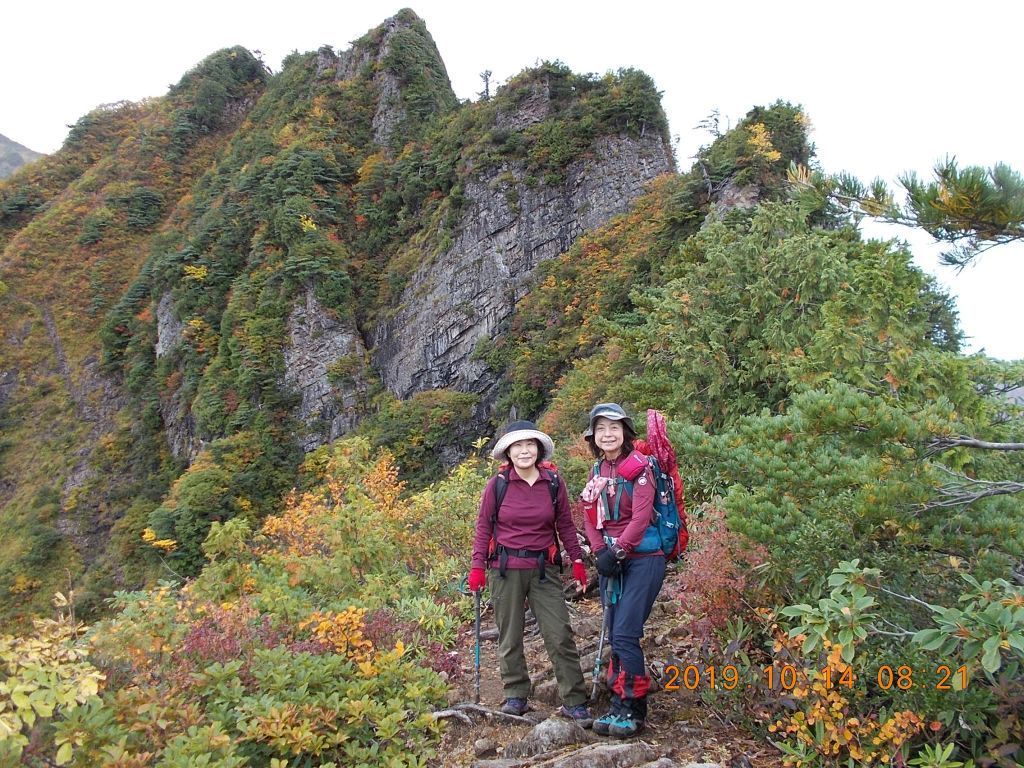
593,454,684,560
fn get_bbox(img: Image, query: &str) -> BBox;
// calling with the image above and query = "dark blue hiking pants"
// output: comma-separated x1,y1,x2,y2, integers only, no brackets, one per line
599,554,666,677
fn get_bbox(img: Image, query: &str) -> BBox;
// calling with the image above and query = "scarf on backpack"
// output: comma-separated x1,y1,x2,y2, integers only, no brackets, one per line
581,475,614,529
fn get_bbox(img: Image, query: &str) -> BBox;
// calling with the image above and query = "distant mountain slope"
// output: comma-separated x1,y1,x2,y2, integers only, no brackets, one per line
0,133,43,178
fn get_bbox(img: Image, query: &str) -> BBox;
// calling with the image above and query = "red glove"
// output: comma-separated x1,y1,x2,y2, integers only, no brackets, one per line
468,567,486,592
572,561,587,588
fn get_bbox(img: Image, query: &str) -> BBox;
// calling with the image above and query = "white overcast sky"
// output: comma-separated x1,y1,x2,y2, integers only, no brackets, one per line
3,1,1022,360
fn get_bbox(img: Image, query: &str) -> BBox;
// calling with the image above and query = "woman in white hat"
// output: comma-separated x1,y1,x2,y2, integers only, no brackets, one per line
468,420,592,725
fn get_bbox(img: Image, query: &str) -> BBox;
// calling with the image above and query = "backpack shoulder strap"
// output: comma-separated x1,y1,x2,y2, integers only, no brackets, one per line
496,468,560,521
493,469,511,525
543,467,560,507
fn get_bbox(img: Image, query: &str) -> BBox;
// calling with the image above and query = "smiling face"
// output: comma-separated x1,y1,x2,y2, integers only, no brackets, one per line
506,438,540,472
593,417,625,459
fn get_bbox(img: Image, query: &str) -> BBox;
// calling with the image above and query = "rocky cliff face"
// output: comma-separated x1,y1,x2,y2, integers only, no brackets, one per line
373,132,673,403
318,24,408,147
283,290,371,451
156,292,199,462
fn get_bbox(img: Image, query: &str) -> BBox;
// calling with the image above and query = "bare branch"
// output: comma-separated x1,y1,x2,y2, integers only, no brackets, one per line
438,702,540,725
431,708,473,725
869,624,917,638
928,436,1024,454
920,468,1024,511
876,585,939,612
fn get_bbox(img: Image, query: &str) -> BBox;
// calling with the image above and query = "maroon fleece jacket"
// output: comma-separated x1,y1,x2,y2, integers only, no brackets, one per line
471,467,583,570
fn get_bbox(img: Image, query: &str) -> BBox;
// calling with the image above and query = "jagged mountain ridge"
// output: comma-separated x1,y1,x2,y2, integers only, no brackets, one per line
0,9,675,620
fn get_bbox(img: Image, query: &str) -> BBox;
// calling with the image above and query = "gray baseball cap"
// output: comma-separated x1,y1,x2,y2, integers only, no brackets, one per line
583,403,636,437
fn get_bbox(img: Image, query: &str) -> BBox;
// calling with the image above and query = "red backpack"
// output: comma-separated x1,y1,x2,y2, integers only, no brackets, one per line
636,409,687,557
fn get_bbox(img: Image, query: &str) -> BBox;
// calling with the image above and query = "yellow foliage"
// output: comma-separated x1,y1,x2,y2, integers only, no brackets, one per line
309,96,329,122
0,614,105,761
362,450,404,514
261,490,328,557
747,123,783,163
182,316,217,354
768,630,925,766
141,527,178,552
8,574,40,595
275,123,297,148
300,607,374,666
357,152,386,183
182,264,208,282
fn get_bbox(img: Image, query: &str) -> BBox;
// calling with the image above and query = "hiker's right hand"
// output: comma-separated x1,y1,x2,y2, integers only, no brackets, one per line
596,547,621,577
572,561,587,589
468,568,486,592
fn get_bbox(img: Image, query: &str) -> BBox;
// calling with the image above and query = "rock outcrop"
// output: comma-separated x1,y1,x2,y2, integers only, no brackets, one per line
155,291,198,461
155,292,183,360
283,290,370,451
323,35,406,146
331,9,456,146
373,132,673,403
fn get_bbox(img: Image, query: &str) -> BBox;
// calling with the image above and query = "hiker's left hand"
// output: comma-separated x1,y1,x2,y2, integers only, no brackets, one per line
596,547,621,577
572,560,587,589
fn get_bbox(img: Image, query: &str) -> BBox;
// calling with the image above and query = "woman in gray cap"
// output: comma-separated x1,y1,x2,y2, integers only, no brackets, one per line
581,403,666,737
468,420,592,724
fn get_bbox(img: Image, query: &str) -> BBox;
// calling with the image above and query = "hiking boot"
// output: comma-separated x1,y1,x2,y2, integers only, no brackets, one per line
607,712,644,738
500,697,529,716
558,704,594,728
592,710,618,736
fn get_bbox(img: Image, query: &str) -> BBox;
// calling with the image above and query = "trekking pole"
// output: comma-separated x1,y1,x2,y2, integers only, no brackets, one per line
474,588,482,704
591,586,609,700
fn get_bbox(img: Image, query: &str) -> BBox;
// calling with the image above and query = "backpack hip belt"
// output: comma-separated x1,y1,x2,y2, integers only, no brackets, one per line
495,545,553,581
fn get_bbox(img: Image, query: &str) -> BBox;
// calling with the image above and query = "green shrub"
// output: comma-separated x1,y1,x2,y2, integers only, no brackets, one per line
359,390,479,488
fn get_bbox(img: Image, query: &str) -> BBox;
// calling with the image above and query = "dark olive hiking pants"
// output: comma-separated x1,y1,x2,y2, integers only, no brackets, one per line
490,567,588,706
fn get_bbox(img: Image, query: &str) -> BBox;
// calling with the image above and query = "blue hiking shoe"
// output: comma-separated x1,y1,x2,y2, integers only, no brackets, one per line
500,697,529,716
558,704,594,728
592,710,618,736
607,712,645,738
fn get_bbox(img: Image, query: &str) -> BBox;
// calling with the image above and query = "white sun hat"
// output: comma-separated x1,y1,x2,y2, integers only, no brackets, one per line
491,420,555,461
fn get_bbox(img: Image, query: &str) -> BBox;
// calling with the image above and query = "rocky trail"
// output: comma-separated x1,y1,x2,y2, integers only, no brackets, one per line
433,578,782,768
